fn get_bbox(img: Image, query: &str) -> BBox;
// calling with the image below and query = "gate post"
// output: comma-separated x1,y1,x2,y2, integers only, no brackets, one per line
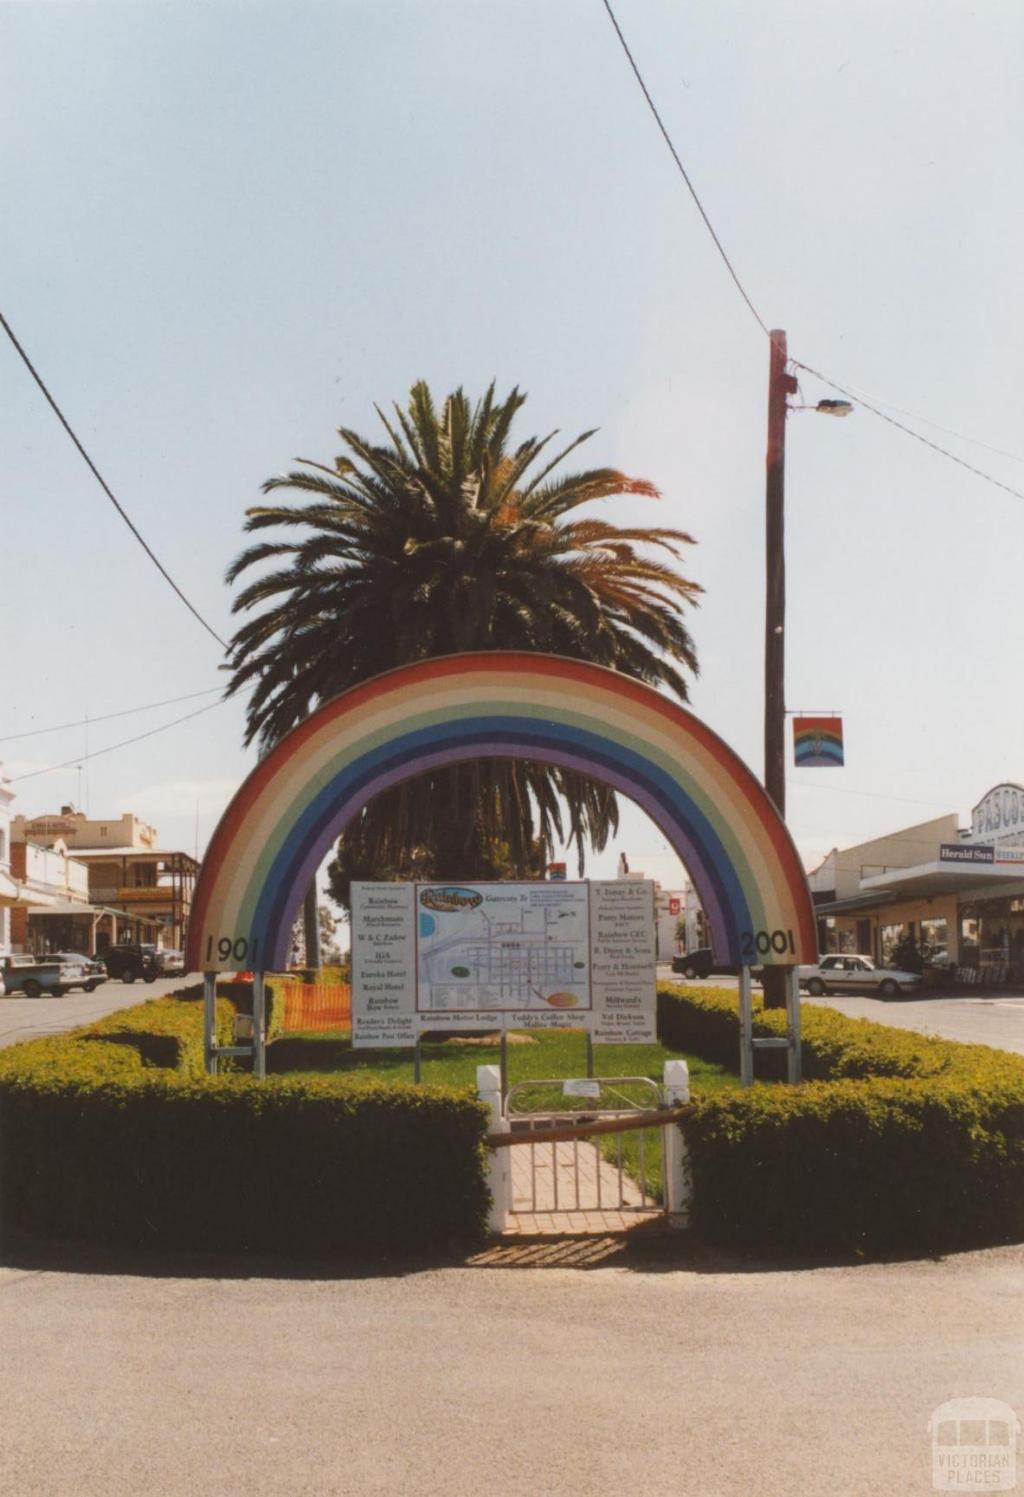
663,1059,691,1227
477,1064,510,1234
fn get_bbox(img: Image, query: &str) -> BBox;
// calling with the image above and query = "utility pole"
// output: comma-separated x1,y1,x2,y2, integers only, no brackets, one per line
763,330,798,1009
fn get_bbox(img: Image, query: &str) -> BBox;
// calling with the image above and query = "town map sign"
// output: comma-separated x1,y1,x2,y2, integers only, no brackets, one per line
350,876,658,1047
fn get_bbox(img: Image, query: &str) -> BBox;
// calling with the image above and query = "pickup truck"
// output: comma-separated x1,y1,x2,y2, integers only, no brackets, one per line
3,955,95,998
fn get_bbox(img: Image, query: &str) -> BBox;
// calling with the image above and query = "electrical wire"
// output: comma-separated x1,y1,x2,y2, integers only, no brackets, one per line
8,699,226,783
790,358,1024,504
0,687,224,744
598,0,1024,506
788,779,956,810
598,0,772,340
0,310,229,650
805,375,1024,465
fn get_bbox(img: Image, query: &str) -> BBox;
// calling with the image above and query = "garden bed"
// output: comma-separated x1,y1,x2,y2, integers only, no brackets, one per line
3,982,1022,1262
660,983,1024,1256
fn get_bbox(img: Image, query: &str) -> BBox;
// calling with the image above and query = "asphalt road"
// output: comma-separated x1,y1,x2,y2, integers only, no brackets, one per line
657,967,1024,1056
5,973,1023,1056
804,990,1024,1056
0,974,194,1049
2,1241,1022,1497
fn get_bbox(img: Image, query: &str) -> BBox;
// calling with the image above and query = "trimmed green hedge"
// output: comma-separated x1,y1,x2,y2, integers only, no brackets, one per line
0,990,489,1258
659,983,1024,1256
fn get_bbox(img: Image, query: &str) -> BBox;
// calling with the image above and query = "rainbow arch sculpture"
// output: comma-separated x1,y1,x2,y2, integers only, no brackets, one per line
187,653,817,973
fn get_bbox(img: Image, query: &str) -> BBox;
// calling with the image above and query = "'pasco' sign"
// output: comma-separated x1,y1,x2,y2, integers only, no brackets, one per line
970,784,1024,843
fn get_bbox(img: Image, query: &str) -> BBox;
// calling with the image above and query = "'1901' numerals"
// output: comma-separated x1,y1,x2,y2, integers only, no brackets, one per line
740,928,796,959
205,935,258,965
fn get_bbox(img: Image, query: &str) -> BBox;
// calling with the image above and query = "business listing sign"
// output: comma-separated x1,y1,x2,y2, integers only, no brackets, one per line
351,879,656,1048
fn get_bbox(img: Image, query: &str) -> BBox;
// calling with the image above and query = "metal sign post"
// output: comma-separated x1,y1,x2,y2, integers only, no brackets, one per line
786,966,802,1084
253,970,267,1080
202,970,267,1078
738,966,754,1087
739,965,802,1087
203,971,217,1076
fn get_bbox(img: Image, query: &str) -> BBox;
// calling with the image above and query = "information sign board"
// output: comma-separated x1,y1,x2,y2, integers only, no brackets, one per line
351,879,656,1047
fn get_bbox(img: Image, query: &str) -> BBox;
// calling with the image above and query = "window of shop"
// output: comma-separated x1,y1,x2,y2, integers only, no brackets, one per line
880,923,911,963
919,917,948,961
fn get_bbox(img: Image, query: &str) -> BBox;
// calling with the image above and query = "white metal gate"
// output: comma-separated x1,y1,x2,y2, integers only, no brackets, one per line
503,1076,666,1216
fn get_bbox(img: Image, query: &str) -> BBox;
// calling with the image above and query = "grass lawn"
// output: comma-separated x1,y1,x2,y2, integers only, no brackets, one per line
267,1027,737,1203
268,1026,734,1093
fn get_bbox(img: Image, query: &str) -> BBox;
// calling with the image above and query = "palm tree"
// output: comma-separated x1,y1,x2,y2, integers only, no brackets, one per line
224,381,701,902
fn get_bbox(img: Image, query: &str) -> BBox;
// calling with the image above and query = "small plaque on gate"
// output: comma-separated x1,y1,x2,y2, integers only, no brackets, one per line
562,1079,601,1099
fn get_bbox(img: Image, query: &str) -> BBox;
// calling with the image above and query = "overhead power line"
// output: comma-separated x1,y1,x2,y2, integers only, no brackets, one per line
8,699,226,783
807,376,1024,466
788,778,954,810
598,0,1024,507
0,310,229,649
789,358,1024,504
0,686,224,744
598,0,771,340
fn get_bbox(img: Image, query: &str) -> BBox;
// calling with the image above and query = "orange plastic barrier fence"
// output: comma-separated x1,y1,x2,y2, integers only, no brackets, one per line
282,982,353,1033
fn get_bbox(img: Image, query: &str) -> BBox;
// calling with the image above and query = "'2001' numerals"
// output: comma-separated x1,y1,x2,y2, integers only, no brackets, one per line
205,935,258,965
740,928,796,959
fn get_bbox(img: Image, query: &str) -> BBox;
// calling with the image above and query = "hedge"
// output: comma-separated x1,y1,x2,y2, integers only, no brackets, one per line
0,989,490,1258
659,983,1024,1256
212,975,294,1046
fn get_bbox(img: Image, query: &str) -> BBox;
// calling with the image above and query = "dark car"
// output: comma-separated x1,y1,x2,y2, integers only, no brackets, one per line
670,948,762,981
102,943,162,984
671,947,716,979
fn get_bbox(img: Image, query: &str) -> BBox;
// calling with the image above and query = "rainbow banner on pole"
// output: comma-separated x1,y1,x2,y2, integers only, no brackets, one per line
793,715,844,767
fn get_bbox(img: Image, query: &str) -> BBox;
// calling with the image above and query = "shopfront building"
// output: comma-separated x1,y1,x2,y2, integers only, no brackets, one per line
810,785,1024,983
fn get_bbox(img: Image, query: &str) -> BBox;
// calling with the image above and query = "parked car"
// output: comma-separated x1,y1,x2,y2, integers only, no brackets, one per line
102,943,162,983
159,949,185,975
798,953,923,998
671,947,716,979
2,954,91,998
670,947,765,980
47,952,108,992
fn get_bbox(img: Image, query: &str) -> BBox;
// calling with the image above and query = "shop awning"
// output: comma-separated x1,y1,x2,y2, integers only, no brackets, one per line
860,862,1024,900
27,900,134,921
0,872,57,910
813,892,900,916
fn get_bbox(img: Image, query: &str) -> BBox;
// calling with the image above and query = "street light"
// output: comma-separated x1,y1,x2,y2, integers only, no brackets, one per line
763,330,852,1006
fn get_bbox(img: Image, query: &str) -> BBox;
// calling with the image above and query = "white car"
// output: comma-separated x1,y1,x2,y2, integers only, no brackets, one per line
799,954,923,998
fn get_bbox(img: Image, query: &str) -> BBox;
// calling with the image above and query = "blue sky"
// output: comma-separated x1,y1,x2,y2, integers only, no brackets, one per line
2,0,1021,896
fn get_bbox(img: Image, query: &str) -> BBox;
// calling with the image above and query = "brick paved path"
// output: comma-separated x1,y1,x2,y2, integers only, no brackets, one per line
503,1134,663,1235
